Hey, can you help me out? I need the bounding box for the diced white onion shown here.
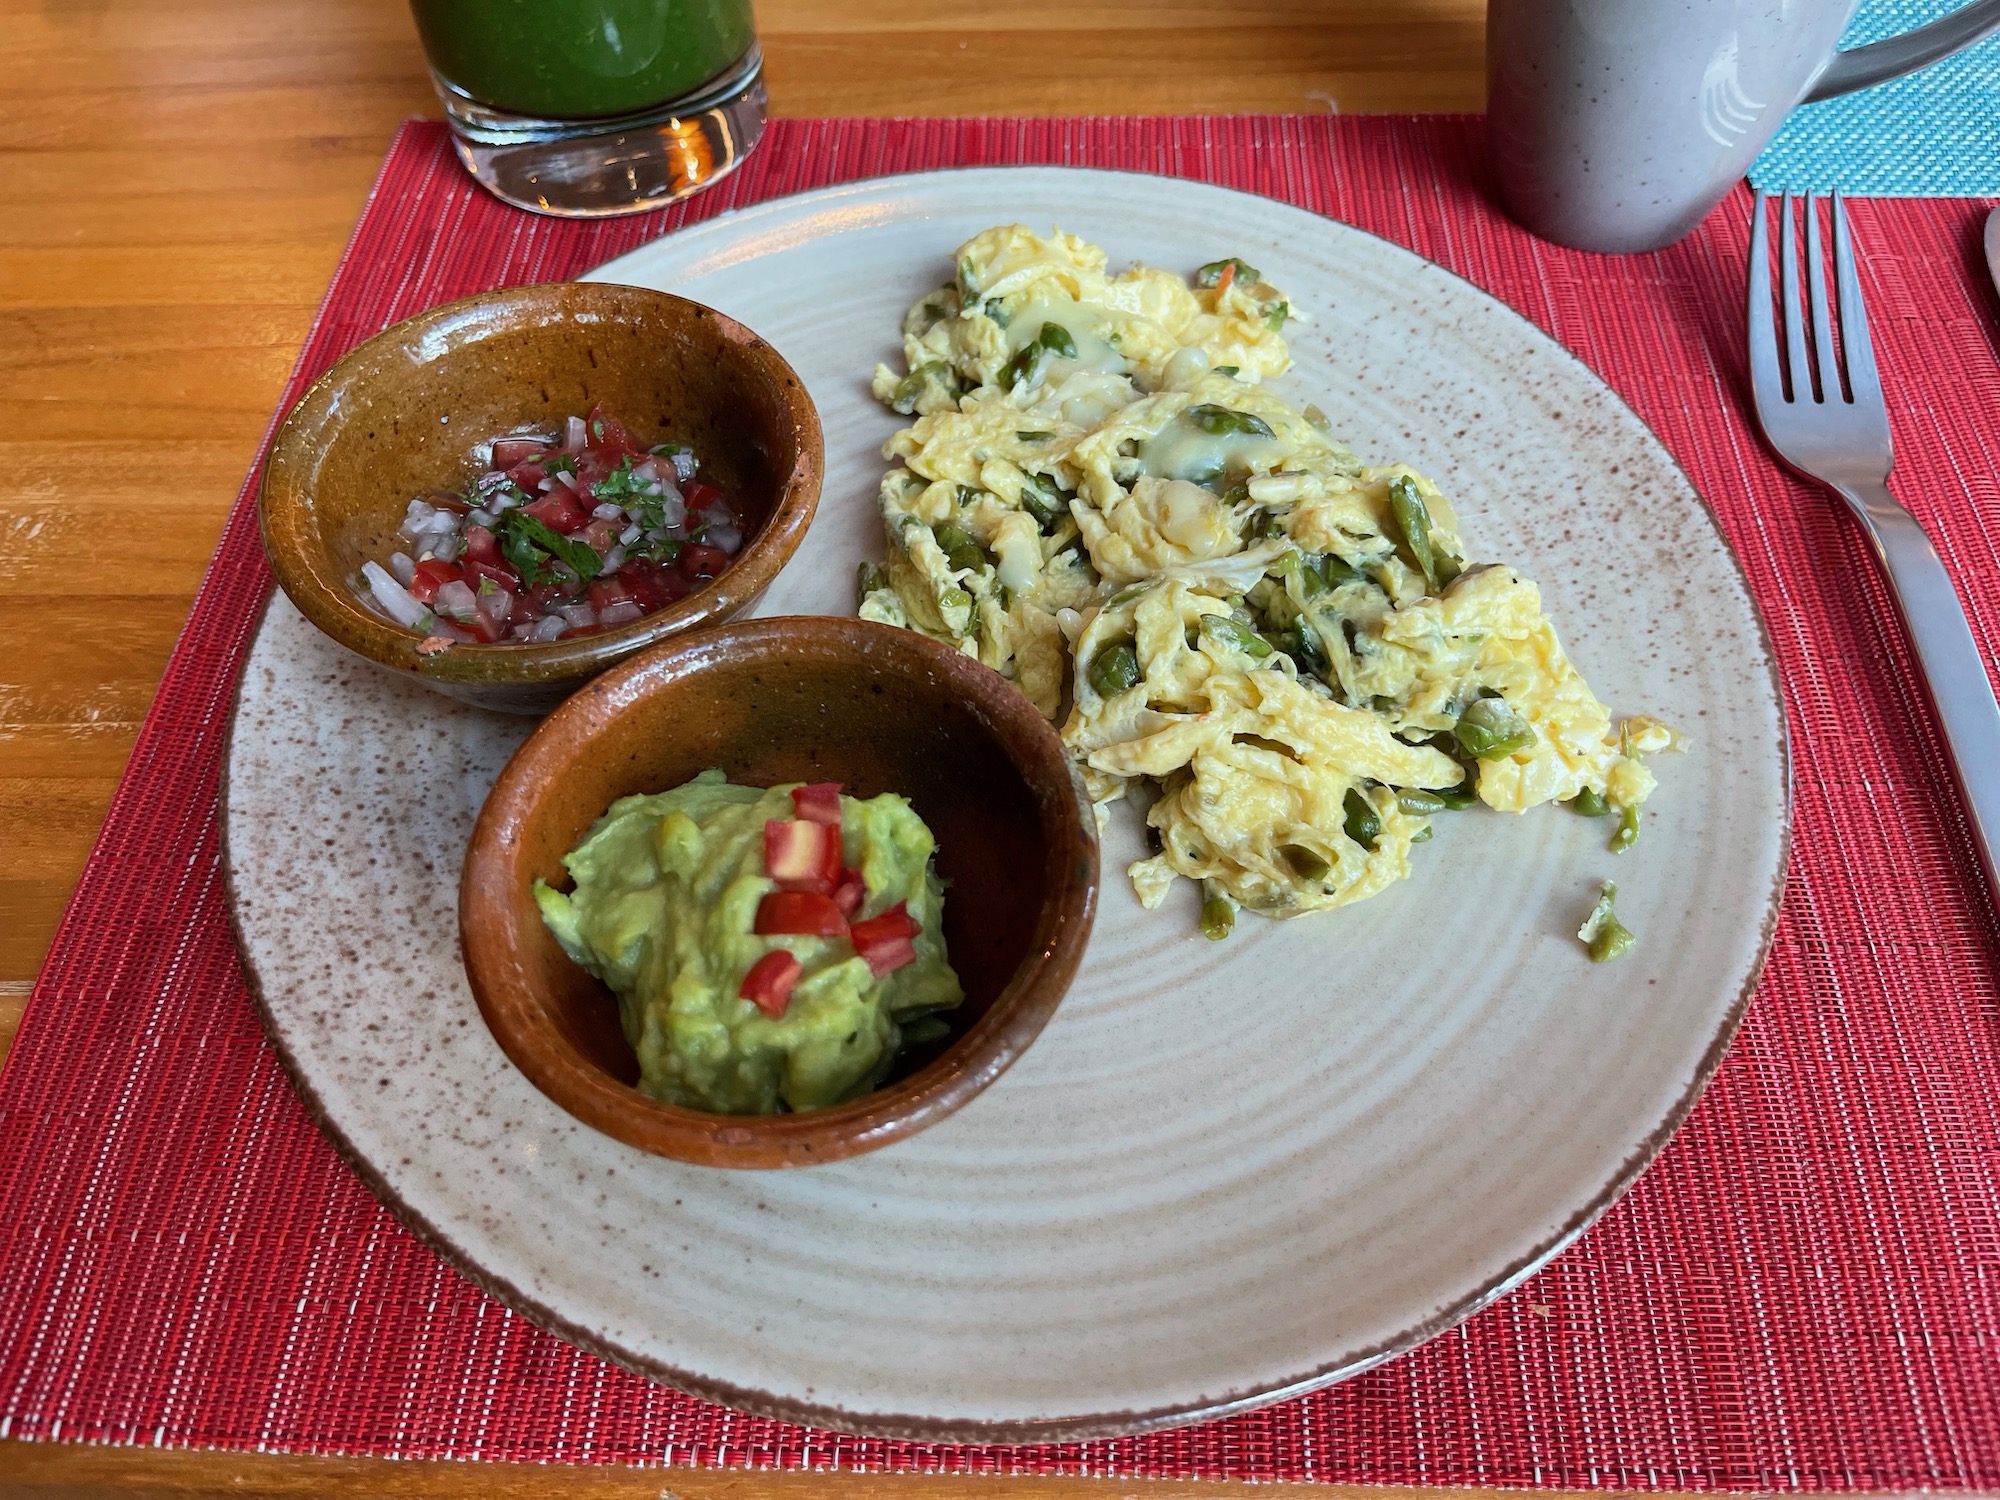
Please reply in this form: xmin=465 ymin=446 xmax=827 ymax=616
xmin=670 ymin=450 xmax=697 ymax=483
xmin=618 ymin=524 xmax=643 ymax=546
xmin=592 ymin=502 xmax=624 ymax=520
xmin=361 ymin=561 xmax=432 ymax=629
xmin=600 ymin=545 xmax=626 ymax=573
xmin=554 ymin=468 xmax=580 ymax=491
xmin=467 ymin=509 xmax=496 ymax=529
xmin=436 ymin=580 xmax=478 ymax=620
xmin=388 ymin=552 xmax=417 ymax=586
xmin=528 ymin=616 xmax=567 ymax=643
xmin=633 ymin=459 xmax=661 ymax=485
xmin=597 ymin=601 xmax=644 ymax=628
xmin=480 ymin=587 xmax=515 ymax=622
xmin=557 ymin=603 xmax=596 ymax=629
xmin=564 ymin=416 xmax=587 ymax=448
xmin=705 ymin=524 xmax=743 ymax=555
xmin=489 ymin=493 xmax=518 ymax=511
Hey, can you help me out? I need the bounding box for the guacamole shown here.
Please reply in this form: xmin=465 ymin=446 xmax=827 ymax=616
xmin=534 ymin=769 xmax=964 ymax=1115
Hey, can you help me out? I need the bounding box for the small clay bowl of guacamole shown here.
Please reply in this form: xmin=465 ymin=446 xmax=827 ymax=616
xmin=460 ymin=616 xmax=1100 ymax=1168
xmin=259 ymin=281 xmax=823 ymax=715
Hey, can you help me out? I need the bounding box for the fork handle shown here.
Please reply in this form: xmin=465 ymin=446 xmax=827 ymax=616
xmin=1836 ymin=480 xmax=2000 ymax=903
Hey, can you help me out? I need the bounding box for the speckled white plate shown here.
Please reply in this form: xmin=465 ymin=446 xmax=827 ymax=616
xmin=225 ymin=168 xmax=1788 ymax=1441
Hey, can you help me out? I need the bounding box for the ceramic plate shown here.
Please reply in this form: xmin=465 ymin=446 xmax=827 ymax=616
xmin=225 ymin=168 xmax=1788 ymax=1441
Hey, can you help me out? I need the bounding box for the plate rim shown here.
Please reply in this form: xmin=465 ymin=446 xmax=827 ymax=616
xmin=226 ymin=163 xmax=1793 ymax=1442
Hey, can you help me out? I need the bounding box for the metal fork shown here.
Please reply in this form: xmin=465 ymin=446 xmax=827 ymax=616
xmin=1749 ymin=192 xmax=2000 ymax=903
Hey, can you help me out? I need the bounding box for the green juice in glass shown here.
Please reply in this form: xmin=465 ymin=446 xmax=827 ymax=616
xmin=412 ymin=0 xmax=758 ymax=120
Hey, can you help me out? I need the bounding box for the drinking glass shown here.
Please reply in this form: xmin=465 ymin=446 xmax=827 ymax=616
xmin=410 ymin=0 xmax=767 ymax=218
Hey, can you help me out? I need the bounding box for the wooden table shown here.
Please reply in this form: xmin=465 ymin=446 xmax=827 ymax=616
xmin=0 ymin=0 xmax=1483 ymax=1490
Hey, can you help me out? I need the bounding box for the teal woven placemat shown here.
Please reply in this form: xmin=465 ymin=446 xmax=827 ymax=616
xmin=1750 ymin=0 xmax=2000 ymax=194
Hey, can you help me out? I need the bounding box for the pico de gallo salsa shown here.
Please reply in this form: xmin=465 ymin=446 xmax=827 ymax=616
xmin=356 ymin=404 xmax=748 ymax=646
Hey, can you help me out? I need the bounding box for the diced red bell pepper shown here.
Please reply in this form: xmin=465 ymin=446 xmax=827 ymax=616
xmin=524 ymin=490 xmax=590 ymax=535
xmin=679 ymin=543 xmax=731 ymax=582
xmin=491 ymin=437 xmax=549 ymax=470
xmin=753 ymin=890 xmax=848 ymax=938
xmin=831 ymin=867 xmax=866 ymax=920
xmin=462 ymin=557 xmax=522 ymax=594
xmin=682 ymin=477 xmax=727 ymax=513
xmin=463 ymin=524 xmax=500 ymax=564
xmin=739 ymin=950 xmax=802 ymax=1018
xmin=587 ymin=576 xmax=636 ymax=612
xmin=763 ymin=819 xmax=840 ymax=894
xmin=850 ymin=902 xmax=920 ymax=978
xmin=1213 ymin=261 xmax=1237 ymax=298
xmin=407 ymin=558 xmax=463 ymax=606
xmin=791 ymin=782 xmax=843 ymax=825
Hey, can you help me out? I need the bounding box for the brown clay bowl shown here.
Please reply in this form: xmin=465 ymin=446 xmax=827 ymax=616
xmin=258 ymin=282 xmax=823 ymax=715
xmin=459 ymin=616 xmax=1100 ymax=1168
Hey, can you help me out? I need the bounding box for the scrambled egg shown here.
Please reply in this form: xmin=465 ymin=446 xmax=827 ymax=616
xmin=860 ymin=225 xmax=1673 ymax=938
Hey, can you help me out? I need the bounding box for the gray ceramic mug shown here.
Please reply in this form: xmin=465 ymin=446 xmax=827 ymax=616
xmin=1490 ymin=0 xmax=2000 ymax=253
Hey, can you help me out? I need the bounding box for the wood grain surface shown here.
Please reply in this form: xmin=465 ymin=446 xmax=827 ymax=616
xmin=0 ymin=0 xmax=1482 ymax=1490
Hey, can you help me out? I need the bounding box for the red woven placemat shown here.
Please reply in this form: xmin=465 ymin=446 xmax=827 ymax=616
xmin=4 ymin=115 xmax=2000 ymax=1488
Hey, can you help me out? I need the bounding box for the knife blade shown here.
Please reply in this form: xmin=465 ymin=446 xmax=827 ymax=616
xmin=1986 ymin=206 xmax=2000 ymax=300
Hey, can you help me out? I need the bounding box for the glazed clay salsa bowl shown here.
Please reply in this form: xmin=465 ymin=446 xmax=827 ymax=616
xmin=258 ymin=282 xmax=823 ymax=714
xmin=460 ymin=617 xmax=1101 ymax=1169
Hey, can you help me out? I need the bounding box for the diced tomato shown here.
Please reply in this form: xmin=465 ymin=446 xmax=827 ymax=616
xmin=491 ymin=437 xmax=549 ymax=469
xmin=857 ymin=935 xmax=915 ymax=978
xmin=682 ymin=478 xmax=727 ymax=513
xmin=679 ymin=543 xmax=730 ymax=582
xmin=407 ymin=558 xmax=462 ymax=606
xmin=574 ymin=447 xmax=619 ymax=495
xmin=462 ymin=557 xmax=522 ymax=594
xmin=524 ymin=581 xmax=569 ymax=613
xmin=850 ymin=902 xmax=920 ymax=978
xmin=739 ymin=950 xmax=802 ymax=1018
xmin=507 ymin=459 xmax=547 ymax=490
xmin=463 ymin=525 xmax=500 ymax=564
xmin=580 ymin=518 xmax=621 ymax=554
xmin=524 ymin=490 xmax=589 ymax=535
xmin=507 ymin=594 xmax=536 ymax=626
xmin=763 ymin=819 xmax=840 ymax=894
xmin=621 ymin=560 xmax=686 ymax=611
xmin=587 ymin=576 xmax=636 ymax=612
xmin=792 ymin=782 xmax=843 ymax=825
xmin=850 ymin=902 xmax=919 ymax=943
xmin=831 ymin=867 xmax=866 ymax=920
xmin=455 ymin=607 xmax=507 ymax=644
xmin=753 ymin=890 xmax=848 ymax=938
xmin=583 ymin=402 xmax=643 ymax=458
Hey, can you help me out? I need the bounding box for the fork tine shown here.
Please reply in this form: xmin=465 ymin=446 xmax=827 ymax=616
xmin=1747 ymin=192 xmax=1783 ymax=406
xmin=1832 ymin=193 xmax=1883 ymax=406
xmin=1804 ymin=194 xmax=1838 ymax=403
xmin=1780 ymin=194 xmax=1811 ymax=403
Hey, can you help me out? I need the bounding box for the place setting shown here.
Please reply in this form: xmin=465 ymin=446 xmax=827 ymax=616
xmin=4 ymin=0 xmax=2000 ymax=1491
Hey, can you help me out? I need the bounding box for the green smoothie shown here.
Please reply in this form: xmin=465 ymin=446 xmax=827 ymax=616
xmin=411 ymin=0 xmax=757 ymax=121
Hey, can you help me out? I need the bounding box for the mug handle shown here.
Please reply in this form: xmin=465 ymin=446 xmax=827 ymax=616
xmin=1803 ymin=0 xmax=2000 ymax=100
